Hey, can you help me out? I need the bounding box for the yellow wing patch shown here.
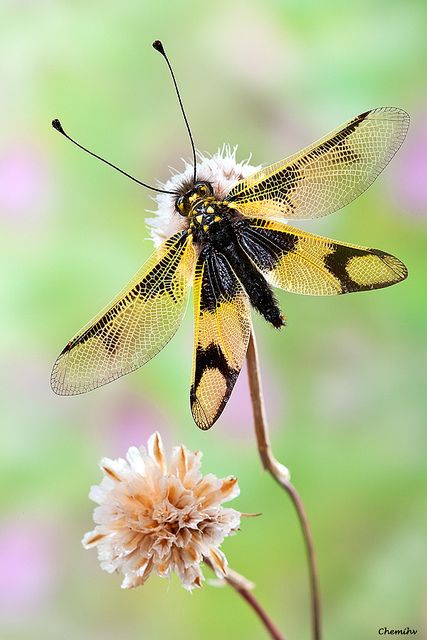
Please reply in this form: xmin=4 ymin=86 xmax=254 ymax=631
xmin=191 ymin=248 xmax=251 ymax=430
xmin=345 ymin=254 xmax=404 ymax=286
xmin=237 ymin=218 xmax=407 ymax=296
xmin=227 ymin=108 xmax=409 ymax=220
xmin=51 ymin=231 xmax=196 ymax=395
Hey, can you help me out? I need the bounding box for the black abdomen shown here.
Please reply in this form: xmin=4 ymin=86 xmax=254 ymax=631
xmin=209 ymin=219 xmax=284 ymax=328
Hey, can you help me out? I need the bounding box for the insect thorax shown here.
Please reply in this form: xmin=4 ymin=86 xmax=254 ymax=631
xmin=189 ymin=199 xmax=229 ymax=231
xmin=175 ymin=181 xmax=235 ymax=243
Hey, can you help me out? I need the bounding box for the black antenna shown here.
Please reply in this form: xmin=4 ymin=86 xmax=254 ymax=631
xmin=51 ymin=119 xmax=177 ymax=195
xmin=153 ymin=40 xmax=197 ymax=184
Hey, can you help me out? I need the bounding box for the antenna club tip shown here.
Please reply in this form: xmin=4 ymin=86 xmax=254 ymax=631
xmin=152 ymin=40 xmax=165 ymax=55
xmin=52 ymin=118 xmax=65 ymax=134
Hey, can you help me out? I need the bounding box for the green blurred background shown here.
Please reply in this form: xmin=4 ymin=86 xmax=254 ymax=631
xmin=1 ymin=1 xmax=426 ymax=638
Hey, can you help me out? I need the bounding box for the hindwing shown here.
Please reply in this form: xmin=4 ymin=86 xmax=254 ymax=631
xmin=191 ymin=246 xmax=251 ymax=430
xmin=236 ymin=218 xmax=408 ymax=295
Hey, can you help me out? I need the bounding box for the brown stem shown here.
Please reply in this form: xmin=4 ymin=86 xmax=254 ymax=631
xmin=246 ymin=332 xmax=322 ymax=640
xmin=204 ymin=558 xmax=285 ymax=640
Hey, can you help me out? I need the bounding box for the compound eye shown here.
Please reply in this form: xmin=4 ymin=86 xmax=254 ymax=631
xmin=175 ymin=195 xmax=187 ymax=216
xmin=195 ymin=181 xmax=213 ymax=196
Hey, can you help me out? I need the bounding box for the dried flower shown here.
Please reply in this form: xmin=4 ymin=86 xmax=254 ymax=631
xmin=82 ymin=432 xmax=241 ymax=591
xmin=147 ymin=145 xmax=260 ymax=246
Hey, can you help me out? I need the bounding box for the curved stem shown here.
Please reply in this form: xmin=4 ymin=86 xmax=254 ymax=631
xmin=204 ymin=559 xmax=285 ymax=640
xmin=246 ymin=331 xmax=322 ymax=640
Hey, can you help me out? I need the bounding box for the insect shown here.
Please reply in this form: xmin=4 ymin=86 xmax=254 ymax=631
xmin=51 ymin=40 xmax=409 ymax=430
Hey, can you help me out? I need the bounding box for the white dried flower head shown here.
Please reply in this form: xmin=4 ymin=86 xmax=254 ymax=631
xmin=146 ymin=145 xmax=260 ymax=246
xmin=82 ymin=432 xmax=241 ymax=591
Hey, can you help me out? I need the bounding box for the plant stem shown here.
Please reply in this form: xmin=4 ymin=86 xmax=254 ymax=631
xmin=204 ymin=559 xmax=285 ymax=640
xmin=246 ymin=332 xmax=322 ymax=640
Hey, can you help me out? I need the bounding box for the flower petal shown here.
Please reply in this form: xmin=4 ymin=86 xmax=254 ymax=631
xmin=147 ymin=432 xmax=167 ymax=473
xmin=126 ymin=446 xmax=146 ymax=476
xmin=99 ymin=457 xmax=128 ymax=482
xmin=220 ymin=476 xmax=240 ymax=501
xmin=206 ymin=547 xmax=228 ymax=578
xmin=81 ymin=529 xmax=108 ymax=548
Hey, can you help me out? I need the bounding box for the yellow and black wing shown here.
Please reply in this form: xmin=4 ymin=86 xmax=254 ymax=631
xmin=191 ymin=246 xmax=251 ymax=430
xmin=51 ymin=231 xmax=196 ymax=395
xmin=227 ymin=108 xmax=409 ymax=220
xmin=237 ymin=218 xmax=407 ymax=295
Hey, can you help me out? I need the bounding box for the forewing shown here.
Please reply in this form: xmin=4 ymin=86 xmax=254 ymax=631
xmin=227 ymin=108 xmax=409 ymax=220
xmin=51 ymin=231 xmax=196 ymax=395
xmin=191 ymin=247 xmax=251 ymax=430
xmin=237 ymin=218 xmax=407 ymax=295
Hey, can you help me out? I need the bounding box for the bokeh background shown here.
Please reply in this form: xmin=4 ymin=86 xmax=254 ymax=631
xmin=1 ymin=1 xmax=426 ymax=638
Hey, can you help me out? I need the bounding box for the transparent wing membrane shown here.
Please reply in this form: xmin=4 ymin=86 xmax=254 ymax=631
xmin=51 ymin=232 xmax=196 ymax=395
xmin=190 ymin=247 xmax=251 ymax=430
xmin=227 ymin=108 xmax=409 ymax=220
xmin=237 ymin=218 xmax=407 ymax=296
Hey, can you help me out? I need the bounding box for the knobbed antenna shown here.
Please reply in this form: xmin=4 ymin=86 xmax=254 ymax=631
xmin=51 ymin=118 xmax=177 ymax=195
xmin=153 ymin=40 xmax=197 ymax=184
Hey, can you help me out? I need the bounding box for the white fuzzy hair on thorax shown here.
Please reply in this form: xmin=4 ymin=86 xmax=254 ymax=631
xmin=146 ymin=145 xmax=260 ymax=247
